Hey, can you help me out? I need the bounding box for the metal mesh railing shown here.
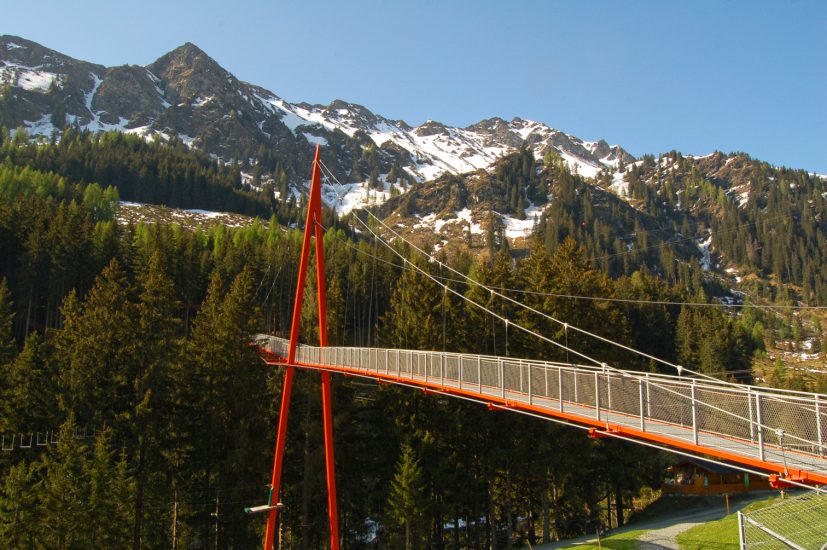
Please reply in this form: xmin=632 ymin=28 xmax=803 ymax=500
xmin=255 ymin=335 xmax=827 ymax=482
xmin=739 ymin=491 xmax=827 ymax=549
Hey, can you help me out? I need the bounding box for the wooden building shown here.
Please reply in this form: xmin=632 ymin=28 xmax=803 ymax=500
xmin=662 ymin=458 xmax=772 ymax=495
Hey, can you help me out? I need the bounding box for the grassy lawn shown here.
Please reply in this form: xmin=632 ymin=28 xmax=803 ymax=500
xmin=559 ymin=529 xmax=649 ymax=549
xmin=676 ymin=496 xmax=779 ymax=550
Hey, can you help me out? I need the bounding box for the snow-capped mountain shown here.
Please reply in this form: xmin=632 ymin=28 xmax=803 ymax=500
xmin=4 ymin=35 xmax=827 ymax=306
xmin=0 ymin=35 xmax=632 ymax=218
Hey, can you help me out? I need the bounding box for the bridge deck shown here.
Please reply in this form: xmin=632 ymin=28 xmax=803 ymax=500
xmin=255 ymin=335 xmax=827 ymax=485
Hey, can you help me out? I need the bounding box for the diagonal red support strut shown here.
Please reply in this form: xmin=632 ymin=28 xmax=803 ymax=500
xmin=264 ymin=145 xmax=339 ymax=550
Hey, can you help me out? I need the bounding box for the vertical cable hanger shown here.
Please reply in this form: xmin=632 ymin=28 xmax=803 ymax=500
xmin=441 ymin=263 xmax=447 ymax=352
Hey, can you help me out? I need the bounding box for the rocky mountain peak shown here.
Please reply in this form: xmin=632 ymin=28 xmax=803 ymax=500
xmin=1 ymin=35 xmax=100 ymax=74
xmin=322 ymin=99 xmax=381 ymax=130
xmin=147 ymin=42 xmax=233 ymax=102
xmin=467 ymin=117 xmax=523 ymax=148
xmin=414 ymin=119 xmax=449 ymax=137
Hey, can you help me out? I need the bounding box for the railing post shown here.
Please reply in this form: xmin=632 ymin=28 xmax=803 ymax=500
xmin=607 ymin=371 xmax=612 ymax=411
xmin=519 ymin=360 xmax=524 ymax=394
xmin=645 ymin=374 xmax=651 ymax=417
xmin=499 ymin=359 xmax=505 ymax=399
xmin=816 ymin=395 xmax=823 ymax=456
xmin=440 ymin=353 xmax=444 ymax=389
xmin=639 ymin=379 xmax=645 ymax=431
xmin=755 ymin=393 xmax=765 ymax=461
xmin=425 ymin=352 xmax=429 ymax=385
xmin=478 ymin=357 xmax=482 ymax=395
xmin=691 ymin=381 xmax=698 ymax=446
xmin=737 ymin=511 xmax=746 ymax=550
xmin=558 ymin=367 xmax=564 ymax=412
xmin=574 ymin=371 xmax=578 ymax=404
xmin=459 ymin=357 xmax=464 ymax=391
xmin=594 ymin=372 xmax=600 ymax=421
xmin=528 ymin=363 xmax=532 ymax=405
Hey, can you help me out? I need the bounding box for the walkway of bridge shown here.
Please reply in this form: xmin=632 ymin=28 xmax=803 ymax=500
xmin=256 ymin=334 xmax=827 ymax=486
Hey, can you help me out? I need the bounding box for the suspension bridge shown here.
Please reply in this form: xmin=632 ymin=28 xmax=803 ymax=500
xmin=252 ymin=145 xmax=827 ymax=550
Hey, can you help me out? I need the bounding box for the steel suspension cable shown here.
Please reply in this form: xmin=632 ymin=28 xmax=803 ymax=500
xmin=316 ymin=160 xmax=817 ymax=399
xmin=315 ymin=160 xmax=707 ymax=377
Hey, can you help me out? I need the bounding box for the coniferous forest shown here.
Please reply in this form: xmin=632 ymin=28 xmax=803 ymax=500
xmin=0 ymin=128 xmax=805 ymax=548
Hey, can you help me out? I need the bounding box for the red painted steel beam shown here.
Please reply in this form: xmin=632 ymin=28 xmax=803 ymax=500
xmin=321 ymin=371 xmax=339 ymax=547
xmin=263 ymin=366 xmax=294 ymax=550
xmin=263 ymin=145 xmax=340 ymax=550
xmin=286 ymin=145 xmax=322 ymax=365
xmin=309 ymin=145 xmax=340 ymax=549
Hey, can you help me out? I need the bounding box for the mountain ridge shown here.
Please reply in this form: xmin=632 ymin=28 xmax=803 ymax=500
xmin=4 ymin=34 xmax=827 ymax=313
xmin=0 ymin=35 xmax=632 ymax=211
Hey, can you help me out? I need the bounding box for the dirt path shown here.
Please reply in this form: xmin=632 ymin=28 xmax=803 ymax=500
xmin=636 ymin=506 xmax=740 ymax=549
xmin=532 ymin=492 xmax=774 ymax=549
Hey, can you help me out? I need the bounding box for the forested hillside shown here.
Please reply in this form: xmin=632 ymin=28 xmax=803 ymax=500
xmin=0 ymin=135 xmax=773 ymax=547
xmin=0 ymin=126 xmax=278 ymax=220
xmin=615 ymin=152 xmax=827 ymax=304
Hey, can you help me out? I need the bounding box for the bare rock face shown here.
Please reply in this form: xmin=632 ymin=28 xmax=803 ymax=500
xmin=148 ymin=43 xmax=235 ymax=104
xmin=466 ymin=117 xmax=523 ymax=148
xmin=414 ymin=120 xmax=450 ymax=137
xmin=93 ymin=66 xmax=167 ymax=126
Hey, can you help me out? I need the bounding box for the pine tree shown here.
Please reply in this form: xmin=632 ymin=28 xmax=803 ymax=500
xmin=0 ymin=461 xmax=41 ymax=547
xmin=40 ymin=417 xmax=93 ymax=549
xmin=55 ymin=259 xmax=139 ymax=435
xmin=0 ymin=332 xmax=58 ymax=433
xmin=0 ymin=278 xmax=15 ymax=365
xmin=181 ymin=268 xmax=266 ymax=546
xmin=88 ymin=430 xmax=135 ymax=547
xmin=387 ymin=443 xmax=427 ymax=550
xmin=133 ymin=251 xmax=183 ymax=548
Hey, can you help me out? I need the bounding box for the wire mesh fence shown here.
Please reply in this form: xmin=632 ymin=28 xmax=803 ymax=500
xmin=256 ymin=335 xmax=827 ymax=483
xmin=739 ymin=491 xmax=827 ymax=549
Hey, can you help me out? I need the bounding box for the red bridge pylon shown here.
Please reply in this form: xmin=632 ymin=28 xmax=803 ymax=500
xmin=263 ymin=144 xmax=339 ymax=550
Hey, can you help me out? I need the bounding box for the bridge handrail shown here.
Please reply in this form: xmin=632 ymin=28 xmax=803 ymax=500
xmin=255 ymin=334 xmax=827 ymax=479
xmin=255 ymin=334 xmax=823 ymax=400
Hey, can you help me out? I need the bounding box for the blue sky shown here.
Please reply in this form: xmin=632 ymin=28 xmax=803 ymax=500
xmin=4 ymin=0 xmax=826 ymax=172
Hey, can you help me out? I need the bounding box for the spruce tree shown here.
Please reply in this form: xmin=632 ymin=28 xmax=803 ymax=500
xmin=1 ymin=332 xmax=58 ymax=433
xmin=88 ymin=429 xmax=134 ymax=547
xmin=387 ymin=443 xmax=427 ymax=550
xmin=0 ymin=278 xmax=15 ymax=365
xmin=55 ymin=259 xmax=139 ymax=435
xmin=0 ymin=461 xmax=41 ymax=547
xmin=133 ymin=252 xmax=183 ymax=549
xmin=40 ymin=417 xmax=93 ymax=549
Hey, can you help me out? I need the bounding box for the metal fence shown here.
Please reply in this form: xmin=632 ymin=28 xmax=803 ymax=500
xmin=739 ymin=491 xmax=827 ymax=549
xmin=255 ymin=335 xmax=827 ymax=482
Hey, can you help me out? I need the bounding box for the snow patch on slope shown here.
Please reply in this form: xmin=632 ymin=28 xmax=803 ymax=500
xmin=0 ymin=62 xmax=61 ymax=92
xmin=697 ymin=232 xmax=713 ymax=271
xmin=610 ymin=169 xmax=629 ymax=197
xmin=320 ymin=175 xmax=401 ymax=215
xmin=502 ymin=202 xmax=544 ymax=239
